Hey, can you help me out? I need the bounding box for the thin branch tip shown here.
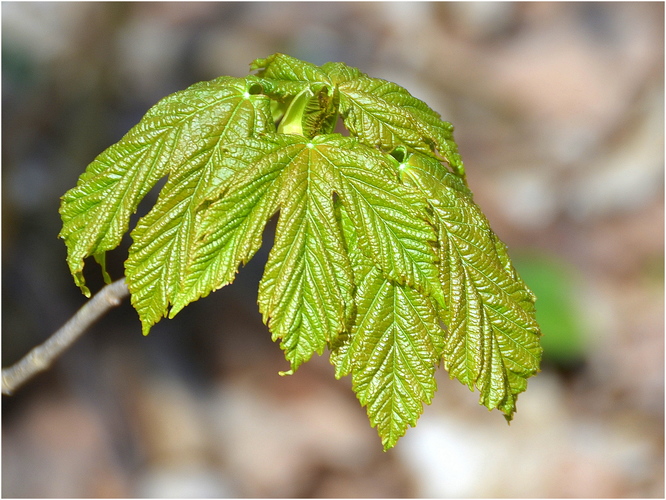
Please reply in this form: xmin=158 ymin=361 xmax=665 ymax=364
xmin=1 ymin=278 xmax=129 ymax=395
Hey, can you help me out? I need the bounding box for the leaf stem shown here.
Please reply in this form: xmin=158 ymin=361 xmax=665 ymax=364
xmin=2 ymin=278 xmax=129 ymax=395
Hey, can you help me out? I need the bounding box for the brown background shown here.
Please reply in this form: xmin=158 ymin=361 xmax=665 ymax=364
xmin=2 ymin=2 xmax=663 ymax=497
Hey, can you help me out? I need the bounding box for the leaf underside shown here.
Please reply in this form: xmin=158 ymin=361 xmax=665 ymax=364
xmin=59 ymin=53 xmax=542 ymax=450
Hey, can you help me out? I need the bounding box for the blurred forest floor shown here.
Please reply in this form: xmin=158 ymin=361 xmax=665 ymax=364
xmin=2 ymin=2 xmax=664 ymax=497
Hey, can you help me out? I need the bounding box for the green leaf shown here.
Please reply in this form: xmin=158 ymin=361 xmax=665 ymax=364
xmin=399 ymin=152 xmax=542 ymax=419
xmin=320 ymin=61 xmax=364 ymax=85
xmin=253 ymin=54 xmax=465 ymax=176
xmin=168 ymin=137 xmax=284 ymax=318
xmin=334 ymin=260 xmax=444 ymax=451
xmin=252 ymin=54 xmax=465 ymax=176
xmin=59 ymin=76 xmax=271 ymax=296
xmin=329 ymin=140 xmax=440 ymax=297
xmin=258 ymin=143 xmax=356 ymax=370
xmin=251 ymin=53 xmax=330 ymax=97
xmin=60 ymin=53 xmax=542 ymax=449
xmin=124 ymin=82 xmax=273 ymax=335
xmin=177 ymin=134 xmax=439 ymax=370
xmin=251 ymin=53 xmax=329 ymax=84
xmin=336 ymin=76 xmax=465 ymax=177
xmin=331 ymin=202 xmax=445 ymax=450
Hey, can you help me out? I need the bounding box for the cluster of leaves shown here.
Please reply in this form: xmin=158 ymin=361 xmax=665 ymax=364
xmin=59 ymin=53 xmax=541 ymax=450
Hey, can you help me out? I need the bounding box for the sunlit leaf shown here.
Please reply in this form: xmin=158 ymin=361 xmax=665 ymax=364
xmin=60 ymin=53 xmax=541 ymax=449
xmin=399 ymin=151 xmax=542 ymax=419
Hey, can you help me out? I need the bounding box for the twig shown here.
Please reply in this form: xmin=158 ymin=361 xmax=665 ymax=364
xmin=2 ymin=278 xmax=130 ymax=395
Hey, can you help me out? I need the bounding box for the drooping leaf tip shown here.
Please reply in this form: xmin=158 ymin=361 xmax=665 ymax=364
xmin=73 ymin=272 xmax=91 ymax=298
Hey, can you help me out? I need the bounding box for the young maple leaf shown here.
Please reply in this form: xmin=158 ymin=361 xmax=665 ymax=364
xmin=59 ymin=53 xmax=541 ymax=450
